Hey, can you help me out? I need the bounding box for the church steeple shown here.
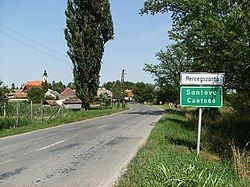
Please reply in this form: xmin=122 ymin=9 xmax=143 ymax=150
xmin=42 ymin=70 xmax=48 ymax=83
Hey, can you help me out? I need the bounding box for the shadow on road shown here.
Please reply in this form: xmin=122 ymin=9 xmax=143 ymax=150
xmin=126 ymin=110 xmax=165 ymax=116
xmin=165 ymin=109 xmax=186 ymax=116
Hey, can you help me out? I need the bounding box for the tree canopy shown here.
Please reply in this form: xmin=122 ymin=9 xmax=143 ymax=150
xmin=52 ymin=81 xmax=66 ymax=93
xmin=27 ymin=87 xmax=45 ymax=103
xmin=141 ymin=0 xmax=250 ymax=113
xmin=103 ymin=81 xmax=156 ymax=103
xmin=144 ymin=45 xmax=192 ymax=103
xmin=103 ymin=81 xmax=135 ymax=100
xmin=133 ymin=82 xmax=156 ymax=103
xmin=141 ymin=0 xmax=250 ymax=93
xmin=64 ymin=0 xmax=114 ymax=110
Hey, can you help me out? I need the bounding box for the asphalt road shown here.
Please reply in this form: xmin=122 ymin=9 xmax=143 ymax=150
xmin=0 ymin=104 xmax=163 ymax=187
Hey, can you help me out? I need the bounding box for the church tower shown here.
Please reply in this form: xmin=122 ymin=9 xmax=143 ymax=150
xmin=42 ymin=70 xmax=48 ymax=83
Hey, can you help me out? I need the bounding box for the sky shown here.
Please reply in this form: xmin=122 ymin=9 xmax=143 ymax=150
xmin=0 ymin=0 xmax=172 ymax=88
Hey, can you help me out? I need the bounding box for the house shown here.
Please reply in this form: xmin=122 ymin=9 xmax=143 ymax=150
xmin=59 ymin=87 xmax=77 ymax=100
xmin=7 ymin=92 xmax=28 ymax=102
xmin=63 ymin=98 xmax=82 ymax=109
xmin=42 ymin=100 xmax=59 ymax=107
xmin=124 ymin=89 xmax=134 ymax=101
xmin=45 ymin=89 xmax=60 ymax=99
xmin=21 ymin=70 xmax=48 ymax=93
xmin=21 ymin=81 xmax=43 ymax=93
xmin=97 ymin=87 xmax=113 ymax=97
xmin=92 ymin=87 xmax=113 ymax=106
xmin=58 ymin=88 xmax=82 ymax=109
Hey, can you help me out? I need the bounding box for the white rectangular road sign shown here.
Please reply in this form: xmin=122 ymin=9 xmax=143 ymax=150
xmin=180 ymin=72 xmax=224 ymax=85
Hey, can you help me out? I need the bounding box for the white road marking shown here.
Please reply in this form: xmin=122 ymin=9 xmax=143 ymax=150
xmin=96 ymin=124 xmax=107 ymax=129
xmin=36 ymin=140 xmax=66 ymax=151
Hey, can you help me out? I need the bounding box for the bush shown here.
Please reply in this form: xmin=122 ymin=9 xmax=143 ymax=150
xmin=0 ymin=117 xmax=15 ymax=129
xmin=100 ymin=95 xmax=111 ymax=106
xmin=44 ymin=95 xmax=55 ymax=100
xmin=0 ymin=117 xmax=31 ymax=129
xmin=226 ymin=92 xmax=250 ymax=115
xmin=202 ymin=113 xmax=250 ymax=159
xmin=186 ymin=109 xmax=250 ymax=160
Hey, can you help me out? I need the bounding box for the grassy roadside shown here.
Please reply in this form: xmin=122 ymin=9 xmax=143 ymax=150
xmin=0 ymin=106 xmax=127 ymax=138
xmin=117 ymin=106 xmax=248 ymax=186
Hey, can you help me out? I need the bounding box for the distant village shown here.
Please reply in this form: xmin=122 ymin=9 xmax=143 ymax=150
xmin=6 ymin=70 xmax=134 ymax=109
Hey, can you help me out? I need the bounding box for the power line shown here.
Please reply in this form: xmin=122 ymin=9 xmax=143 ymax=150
xmin=0 ymin=24 xmax=66 ymax=57
xmin=0 ymin=30 xmax=69 ymax=64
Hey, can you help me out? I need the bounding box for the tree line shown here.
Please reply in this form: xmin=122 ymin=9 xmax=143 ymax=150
xmin=141 ymin=0 xmax=249 ymax=115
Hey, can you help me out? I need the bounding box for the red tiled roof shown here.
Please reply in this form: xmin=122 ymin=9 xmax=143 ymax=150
xmin=63 ymin=98 xmax=82 ymax=104
xmin=25 ymin=81 xmax=43 ymax=86
xmin=8 ymin=93 xmax=27 ymax=99
xmin=43 ymin=100 xmax=59 ymax=106
xmin=60 ymin=88 xmax=76 ymax=99
xmin=125 ymin=89 xmax=134 ymax=97
xmin=22 ymin=81 xmax=43 ymax=92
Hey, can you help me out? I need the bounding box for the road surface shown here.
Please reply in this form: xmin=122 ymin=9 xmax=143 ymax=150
xmin=0 ymin=104 xmax=163 ymax=186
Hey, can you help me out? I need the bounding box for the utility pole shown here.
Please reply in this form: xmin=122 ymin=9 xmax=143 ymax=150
xmin=121 ymin=69 xmax=125 ymax=84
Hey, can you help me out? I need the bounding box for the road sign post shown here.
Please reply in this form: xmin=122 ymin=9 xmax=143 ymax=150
xmin=197 ymin=108 xmax=202 ymax=155
xmin=180 ymin=72 xmax=224 ymax=155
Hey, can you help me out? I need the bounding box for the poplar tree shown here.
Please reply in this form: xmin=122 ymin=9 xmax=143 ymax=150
xmin=64 ymin=0 xmax=114 ymax=110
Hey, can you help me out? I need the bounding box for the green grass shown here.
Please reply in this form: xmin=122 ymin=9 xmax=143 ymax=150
xmin=117 ymin=106 xmax=249 ymax=187
xmin=0 ymin=106 xmax=127 ymax=138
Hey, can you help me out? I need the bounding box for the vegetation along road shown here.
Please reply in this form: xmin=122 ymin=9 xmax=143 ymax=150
xmin=0 ymin=104 xmax=163 ymax=186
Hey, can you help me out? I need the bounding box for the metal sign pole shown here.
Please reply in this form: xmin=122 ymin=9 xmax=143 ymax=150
xmin=197 ymin=108 xmax=202 ymax=155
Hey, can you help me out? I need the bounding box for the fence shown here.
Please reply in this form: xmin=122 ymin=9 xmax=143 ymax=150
xmin=0 ymin=101 xmax=66 ymax=127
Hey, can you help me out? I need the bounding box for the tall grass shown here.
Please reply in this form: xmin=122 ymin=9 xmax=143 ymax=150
xmin=230 ymin=141 xmax=249 ymax=181
xmin=0 ymin=106 xmax=126 ymax=138
xmin=117 ymin=107 xmax=248 ymax=186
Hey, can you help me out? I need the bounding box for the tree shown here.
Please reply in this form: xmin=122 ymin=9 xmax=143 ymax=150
xmin=52 ymin=81 xmax=66 ymax=93
xmin=67 ymin=82 xmax=76 ymax=90
xmin=27 ymin=87 xmax=45 ymax=103
xmin=64 ymin=0 xmax=114 ymax=110
xmin=133 ymin=82 xmax=156 ymax=103
xmin=141 ymin=0 xmax=250 ymax=112
xmin=144 ymin=45 xmax=192 ymax=103
xmin=103 ymin=81 xmax=135 ymax=100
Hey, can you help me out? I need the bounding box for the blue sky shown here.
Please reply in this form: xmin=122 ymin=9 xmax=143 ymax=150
xmin=0 ymin=0 xmax=172 ymax=88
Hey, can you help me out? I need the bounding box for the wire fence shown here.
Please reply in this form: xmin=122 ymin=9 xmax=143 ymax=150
xmin=0 ymin=101 xmax=66 ymax=128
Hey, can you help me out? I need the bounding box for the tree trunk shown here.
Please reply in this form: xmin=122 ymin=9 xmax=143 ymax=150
xmin=81 ymin=102 xmax=90 ymax=110
xmin=85 ymin=103 xmax=90 ymax=110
